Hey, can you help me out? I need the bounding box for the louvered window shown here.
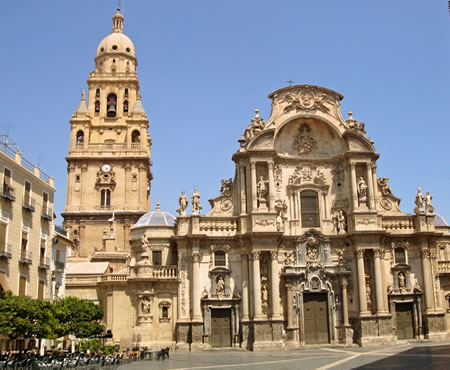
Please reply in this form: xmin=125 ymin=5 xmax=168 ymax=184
xmin=300 ymin=191 xmax=320 ymax=227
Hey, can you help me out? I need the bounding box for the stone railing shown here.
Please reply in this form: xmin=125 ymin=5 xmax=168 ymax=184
xmin=131 ymin=265 xmax=178 ymax=280
xmin=381 ymin=216 xmax=414 ymax=231
xmin=100 ymin=273 xmax=128 ymax=282
xmin=437 ymin=261 xmax=450 ymax=274
xmin=65 ymin=275 xmax=100 ymax=286
xmin=199 ymin=218 xmax=238 ymax=235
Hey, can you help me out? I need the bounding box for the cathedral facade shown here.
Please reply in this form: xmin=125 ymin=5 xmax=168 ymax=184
xmin=65 ymin=10 xmax=450 ymax=350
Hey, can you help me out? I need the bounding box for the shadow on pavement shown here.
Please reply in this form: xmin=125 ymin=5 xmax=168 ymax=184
xmin=354 ymin=345 xmax=450 ymax=369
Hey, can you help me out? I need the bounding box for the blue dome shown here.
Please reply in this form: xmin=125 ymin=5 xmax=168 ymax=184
xmin=132 ymin=201 xmax=176 ymax=229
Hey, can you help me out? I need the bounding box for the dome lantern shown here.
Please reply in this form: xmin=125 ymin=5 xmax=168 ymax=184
xmin=112 ymin=8 xmax=124 ymax=33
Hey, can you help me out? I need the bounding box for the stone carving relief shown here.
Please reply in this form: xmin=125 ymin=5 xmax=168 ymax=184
xmin=331 ymin=163 xmax=345 ymax=184
xmin=215 ymin=276 xmax=225 ymax=297
xmin=244 ymin=108 xmax=266 ymax=141
xmin=288 ymin=165 xmax=326 ymax=186
xmin=294 ymin=231 xmax=332 ymax=267
xmin=377 ymin=177 xmax=393 ymax=196
xmin=293 ymin=123 xmax=316 ymax=156
xmin=220 ymin=178 xmax=232 ymax=197
xmin=380 ymin=198 xmax=393 ymax=211
xmin=273 ymin=163 xmax=282 ymax=191
xmin=346 ymin=111 xmax=366 ymax=136
xmin=140 ymin=296 xmax=151 ymax=314
xmin=254 ymin=219 xmax=274 ymax=227
xmin=282 ymin=87 xmax=330 ymax=114
xmin=95 ymin=164 xmax=116 ymax=189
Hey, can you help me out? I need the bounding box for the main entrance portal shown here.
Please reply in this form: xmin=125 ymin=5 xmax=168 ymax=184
xmin=303 ymin=293 xmax=329 ymax=344
xmin=395 ymin=302 xmax=414 ymax=340
xmin=211 ymin=308 xmax=231 ymax=347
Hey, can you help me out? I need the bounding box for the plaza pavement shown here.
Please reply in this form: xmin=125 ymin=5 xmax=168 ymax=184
xmin=118 ymin=341 xmax=450 ymax=370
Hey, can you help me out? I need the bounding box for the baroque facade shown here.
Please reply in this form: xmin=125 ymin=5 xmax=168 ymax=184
xmin=65 ymin=10 xmax=450 ymax=350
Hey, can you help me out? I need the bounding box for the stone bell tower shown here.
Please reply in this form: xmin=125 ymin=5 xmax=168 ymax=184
xmin=63 ymin=9 xmax=152 ymax=259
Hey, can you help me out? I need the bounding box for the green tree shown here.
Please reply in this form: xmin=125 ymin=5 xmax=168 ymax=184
xmin=52 ymin=296 xmax=104 ymax=338
xmin=0 ymin=292 xmax=55 ymax=340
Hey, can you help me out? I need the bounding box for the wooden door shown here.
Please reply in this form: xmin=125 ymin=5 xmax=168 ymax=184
xmin=396 ymin=302 xmax=414 ymax=339
xmin=303 ymin=293 xmax=329 ymax=344
xmin=211 ymin=308 xmax=231 ymax=347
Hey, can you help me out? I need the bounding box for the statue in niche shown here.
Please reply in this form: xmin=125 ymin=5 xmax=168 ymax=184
xmin=398 ymin=272 xmax=406 ymax=293
xmin=261 ymin=277 xmax=269 ymax=306
xmin=177 ymin=191 xmax=188 ymax=216
xmin=414 ymin=187 xmax=425 ymax=214
xmin=333 ymin=210 xmax=347 ymax=234
xmin=202 ymin=287 xmax=209 ymax=299
xmin=140 ymin=296 xmax=151 ymax=314
xmin=276 ymin=212 xmax=285 ymax=232
xmin=425 ymin=192 xmax=434 ymax=215
xmin=257 ymin=176 xmax=268 ymax=200
xmin=191 ymin=187 xmax=202 ymax=215
xmin=306 ymin=236 xmax=319 ymax=262
xmin=216 ymin=276 xmax=225 ymax=297
xmin=357 ymin=177 xmax=368 ymax=205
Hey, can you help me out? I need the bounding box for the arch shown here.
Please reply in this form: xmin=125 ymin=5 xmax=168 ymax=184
xmin=123 ymin=100 xmax=129 ymax=113
xmin=124 ymin=88 xmax=129 ymax=98
xmin=95 ymin=100 xmax=100 ymax=113
xmin=76 ymin=130 xmax=84 ymax=144
xmin=95 ymin=88 xmax=100 ymax=97
xmin=131 ymin=130 xmax=141 ymax=143
xmin=106 ymin=93 xmax=117 ymax=117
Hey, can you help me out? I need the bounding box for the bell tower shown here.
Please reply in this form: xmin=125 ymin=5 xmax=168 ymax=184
xmin=63 ymin=9 xmax=152 ymax=259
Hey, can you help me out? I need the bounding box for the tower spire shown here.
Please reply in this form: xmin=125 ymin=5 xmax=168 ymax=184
xmin=112 ymin=7 xmax=124 ymax=33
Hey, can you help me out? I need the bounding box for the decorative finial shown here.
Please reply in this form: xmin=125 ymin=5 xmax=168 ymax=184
xmin=81 ymin=90 xmax=86 ymax=100
xmin=112 ymin=6 xmax=124 ymax=32
xmin=137 ymin=90 xmax=142 ymax=101
xmin=156 ymin=200 xmax=161 ymax=211
xmin=254 ymin=108 xmax=260 ymax=117
xmin=348 ymin=111 xmax=353 ymax=120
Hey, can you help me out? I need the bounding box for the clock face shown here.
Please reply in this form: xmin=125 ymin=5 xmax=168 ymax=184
xmin=102 ymin=164 xmax=111 ymax=173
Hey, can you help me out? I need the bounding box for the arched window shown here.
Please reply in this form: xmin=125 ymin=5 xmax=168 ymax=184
xmin=124 ymin=88 xmax=129 ymax=98
xmin=300 ymin=191 xmax=320 ymax=228
xmin=131 ymin=130 xmax=140 ymax=143
xmin=123 ymin=100 xmax=129 ymax=113
xmin=100 ymin=189 xmax=111 ymax=207
xmin=395 ymin=247 xmax=406 ymax=264
xmin=95 ymin=88 xmax=100 ymax=97
xmin=106 ymin=93 xmax=117 ymax=117
xmin=214 ymin=250 xmax=226 ymax=267
xmin=76 ymin=130 xmax=84 ymax=144
xmin=95 ymin=100 xmax=100 ymax=113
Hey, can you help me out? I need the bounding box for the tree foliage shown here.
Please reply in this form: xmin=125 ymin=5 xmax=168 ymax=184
xmin=52 ymin=296 xmax=104 ymax=338
xmin=0 ymin=293 xmax=104 ymax=340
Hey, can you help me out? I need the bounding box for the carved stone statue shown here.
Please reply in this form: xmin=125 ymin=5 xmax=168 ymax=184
xmin=357 ymin=177 xmax=368 ymax=205
xmin=216 ymin=276 xmax=225 ymax=297
xmin=261 ymin=278 xmax=269 ymax=306
xmin=191 ymin=187 xmax=202 ymax=215
xmin=377 ymin=177 xmax=392 ymax=196
xmin=365 ymin=280 xmax=372 ymax=311
xmin=276 ymin=212 xmax=285 ymax=232
xmin=414 ymin=187 xmax=425 ymax=214
xmin=202 ymin=287 xmax=208 ymax=299
xmin=177 ymin=191 xmax=188 ymax=216
xmin=140 ymin=296 xmax=151 ymax=314
xmin=398 ymin=272 xmax=406 ymax=292
xmin=220 ymin=178 xmax=232 ymax=197
xmin=425 ymin=192 xmax=434 ymax=215
xmin=333 ymin=210 xmax=347 ymax=234
xmin=257 ymin=176 xmax=268 ymax=200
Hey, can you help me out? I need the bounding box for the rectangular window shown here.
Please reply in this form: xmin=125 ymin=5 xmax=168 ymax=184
xmin=3 ymin=168 xmax=11 ymax=186
xmin=152 ymin=251 xmax=162 ymax=266
xmin=162 ymin=306 xmax=169 ymax=318
xmin=0 ymin=223 xmax=7 ymax=250
xmin=38 ymin=281 xmax=44 ymax=300
xmin=56 ymin=249 xmax=60 ymax=262
xmin=214 ymin=251 xmax=226 ymax=267
xmin=300 ymin=191 xmax=320 ymax=228
xmin=24 ymin=181 xmax=32 ymax=205
xmin=19 ymin=276 xmax=26 ymax=296
xmin=21 ymin=231 xmax=28 ymax=253
xmin=101 ymin=189 xmax=111 ymax=207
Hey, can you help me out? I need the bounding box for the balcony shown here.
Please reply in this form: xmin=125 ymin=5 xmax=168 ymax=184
xmin=38 ymin=256 xmax=50 ymax=270
xmin=22 ymin=196 xmax=35 ymax=212
xmin=54 ymin=260 xmax=65 ymax=272
xmin=0 ymin=243 xmax=12 ymax=259
xmin=1 ymin=184 xmax=15 ymax=202
xmin=19 ymin=250 xmax=32 ymax=265
xmin=41 ymin=207 xmax=53 ymax=221
xmin=130 ymin=265 xmax=178 ymax=280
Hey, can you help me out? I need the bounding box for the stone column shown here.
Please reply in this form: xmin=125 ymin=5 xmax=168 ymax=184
xmin=251 ymin=162 xmax=257 ymax=212
xmin=373 ymin=249 xmax=386 ymax=313
xmin=251 ymin=251 xmax=263 ymax=319
xmin=239 ymin=164 xmax=247 ymax=215
xmin=366 ymin=164 xmax=375 ymax=210
xmin=192 ymin=252 xmax=202 ymax=320
xmin=268 ymin=161 xmax=275 ymax=212
xmin=371 ymin=163 xmax=378 ymax=208
xmin=340 ymin=278 xmax=350 ymax=326
xmin=286 ymin=284 xmax=294 ymax=328
xmin=421 ymin=249 xmax=434 ymax=311
xmin=246 ymin=165 xmax=252 ymax=214
xmin=270 ymin=251 xmax=281 ymax=319
xmin=356 ymin=249 xmax=369 ymax=314
xmin=350 ymin=163 xmax=358 ymax=211
xmin=241 ymin=253 xmax=250 ymax=320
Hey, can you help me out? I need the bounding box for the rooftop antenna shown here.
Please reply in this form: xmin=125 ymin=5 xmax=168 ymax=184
xmin=286 ymin=79 xmax=295 ymax=86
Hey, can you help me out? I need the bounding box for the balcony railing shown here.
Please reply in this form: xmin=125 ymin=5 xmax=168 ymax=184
xmin=22 ymin=196 xmax=35 ymax=212
xmin=0 ymin=243 xmax=12 ymax=259
xmin=131 ymin=265 xmax=178 ymax=280
xmin=1 ymin=184 xmax=15 ymax=202
xmin=39 ymin=256 xmax=50 ymax=270
xmin=19 ymin=250 xmax=32 ymax=264
xmin=41 ymin=207 xmax=53 ymax=221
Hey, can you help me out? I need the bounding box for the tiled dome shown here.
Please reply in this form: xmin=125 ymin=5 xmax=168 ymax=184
xmin=132 ymin=201 xmax=176 ymax=229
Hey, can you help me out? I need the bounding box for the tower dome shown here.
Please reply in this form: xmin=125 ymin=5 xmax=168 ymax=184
xmin=96 ymin=8 xmax=136 ymax=57
xmin=131 ymin=201 xmax=176 ymax=229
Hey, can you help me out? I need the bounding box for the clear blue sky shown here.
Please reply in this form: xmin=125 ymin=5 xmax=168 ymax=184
xmin=1 ymin=0 xmax=449 ymax=223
